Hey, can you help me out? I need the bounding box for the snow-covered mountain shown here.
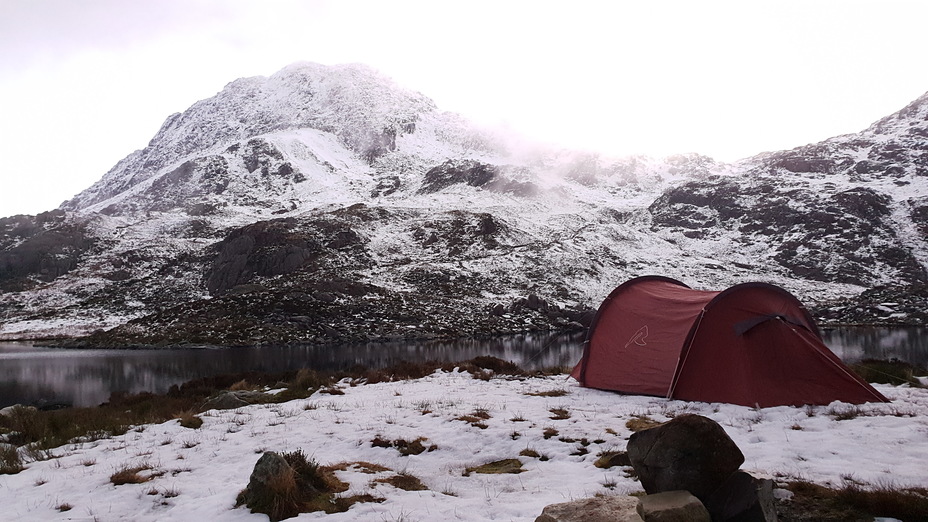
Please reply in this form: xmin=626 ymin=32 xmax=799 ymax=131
xmin=1 ymin=62 xmax=926 ymax=345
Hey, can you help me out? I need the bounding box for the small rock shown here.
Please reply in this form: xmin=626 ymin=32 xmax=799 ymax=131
xmin=200 ymin=390 xmax=269 ymax=412
xmin=0 ymin=405 xmax=36 ymax=417
xmin=237 ymin=452 xmax=303 ymax=519
xmin=535 ymin=495 xmax=643 ymax=522
xmin=627 ymin=414 xmax=744 ymax=501
xmin=636 ymin=490 xmax=710 ymax=522
xmin=526 ymin=294 xmax=548 ymax=311
xmin=227 ymin=283 xmax=267 ymax=295
xmin=312 ymin=291 xmax=337 ymax=303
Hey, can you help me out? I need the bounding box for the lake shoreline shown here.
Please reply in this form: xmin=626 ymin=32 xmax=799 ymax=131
xmin=5 ymin=321 xmax=924 ymax=351
xmin=3 ymin=327 xmax=926 ymax=409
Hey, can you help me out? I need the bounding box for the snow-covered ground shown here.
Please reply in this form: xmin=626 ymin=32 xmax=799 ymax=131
xmin=2 ymin=371 xmax=926 ymax=521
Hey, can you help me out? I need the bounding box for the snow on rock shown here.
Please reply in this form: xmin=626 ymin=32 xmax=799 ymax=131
xmin=2 ymin=62 xmax=928 ymax=342
xmin=1 ymin=373 xmax=926 ymax=521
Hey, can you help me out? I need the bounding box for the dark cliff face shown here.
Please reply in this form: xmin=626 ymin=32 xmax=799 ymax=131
xmin=204 ymin=216 xmax=368 ymax=296
xmin=0 ymin=211 xmax=95 ymax=292
xmin=418 ymin=160 xmax=540 ymax=197
xmin=648 ymin=176 xmax=927 ymax=287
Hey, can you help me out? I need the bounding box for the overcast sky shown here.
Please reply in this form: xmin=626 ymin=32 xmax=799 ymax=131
xmin=2 ymin=0 xmax=928 ymax=217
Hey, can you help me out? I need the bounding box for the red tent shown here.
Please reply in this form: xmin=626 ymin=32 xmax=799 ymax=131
xmin=570 ymin=276 xmax=888 ymax=407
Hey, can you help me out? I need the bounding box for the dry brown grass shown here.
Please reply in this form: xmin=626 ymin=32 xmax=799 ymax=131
xmin=374 ymin=472 xmax=428 ymax=491
xmin=0 ymin=444 xmax=24 ymax=475
xmin=325 ymin=461 xmax=392 ymax=474
xmin=370 ymin=436 xmax=437 ymax=456
xmin=236 ymin=450 xmax=370 ymax=521
xmin=523 ymin=389 xmax=570 ymax=397
xmin=110 ymin=463 xmax=161 ymax=485
xmin=175 ymin=410 xmax=203 ymax=429
xmin=463 ymin=459 xmax=525 ymax=476
xmin=851 ymin=359 xmax=926 ymax=388
xmin=229 ymin=379 xmax=258 ymax=391
xmin=626 ymin=415 xmax=662 ymax=432
xmin=455 ymin=408 xmax=492 ymax=429
xmin=593 ymin=451 xmax=631 ymax=469
xmin=779 ymin=480 xmax=928 ymax=522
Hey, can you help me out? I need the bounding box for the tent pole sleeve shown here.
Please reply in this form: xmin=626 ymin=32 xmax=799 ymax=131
xmin=667 ymin=308 xmax=706 ymax=399
xmin=577 ymin=339 xmax=592 ymax=383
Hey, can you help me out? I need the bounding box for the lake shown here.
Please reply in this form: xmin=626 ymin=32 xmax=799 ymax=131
xmin=1 ymin=327 xmax=926 ymax=408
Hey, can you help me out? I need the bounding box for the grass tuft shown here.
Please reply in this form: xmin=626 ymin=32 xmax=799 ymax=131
xmin=524 ymin=388 xmax=570 ymax=397
xmin=0 ymin=445 xmax=24 ymax=475
xmin=110 ymin=463 xmax=158 ymax=486
xmin=851 ymin=359 xmax=926 ymax=387
xmin=464 ymin=458 xmax=524 ymax=476
xmin=626 ymin=415 xmax=662 ymax=432
xmin=456 ymin=408 xmax=492 ymax=429
xmin=782 ymin=480 xmax=928 ymax=521
xmin=326 ymin=461 xmax=392 ymax=474
xmin=826 ymin=405 xmax=863 ymax=421
xmin=229 ymin=379 xmax=258 ymax=391
xmin=370 ymin=436 xmax=437 ymax=456
xmin=375 ymin=472 xmax=428 ymax=491
xmin=594 ymin=451 xmax=631 ymax=469
xmin=236 ymin=450 xmax=377 ymax=520
xmin=176 ymin=411 xmax=203 ymax=429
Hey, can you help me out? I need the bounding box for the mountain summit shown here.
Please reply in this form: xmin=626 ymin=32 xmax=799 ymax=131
xmin=2 ymin=62 xmax=927 ymax=343
xmin=61 ymin=63 xmax=438 ymax=212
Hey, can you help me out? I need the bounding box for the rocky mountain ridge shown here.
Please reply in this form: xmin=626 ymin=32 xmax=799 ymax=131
xmin=1 ymin=62 xmax=926 ymax=345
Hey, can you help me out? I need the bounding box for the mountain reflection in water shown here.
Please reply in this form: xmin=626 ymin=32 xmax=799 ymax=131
xmin=0 ymin=332 xmax=583 ymax=408
xmin=1 ymin=327 xmax=925 ymax=408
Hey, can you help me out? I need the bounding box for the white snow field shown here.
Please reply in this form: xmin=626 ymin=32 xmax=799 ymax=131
xmin=1 ymin=370 xmax=926 ymax=521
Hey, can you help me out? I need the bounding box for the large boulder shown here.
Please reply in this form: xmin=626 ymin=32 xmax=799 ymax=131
xmin=704 ymin=471 xmax=778 ymax=522
xmin=535 ymin=495 xmax=643 ymax=522
xmin=627 ymin=414 xmax=744 ymax=501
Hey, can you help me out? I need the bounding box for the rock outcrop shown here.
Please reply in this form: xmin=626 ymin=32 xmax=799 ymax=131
xmin=626 ymin=415 xmax=778 ymax=522
xmin=627 ymin=414 xmax=745 ymax=502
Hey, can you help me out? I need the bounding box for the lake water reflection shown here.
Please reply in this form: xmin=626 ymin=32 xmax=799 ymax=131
xmin=0 ymin=332 xmax=583 ymax=408
xmin=1 ymin=327 xmax=925 ymax=408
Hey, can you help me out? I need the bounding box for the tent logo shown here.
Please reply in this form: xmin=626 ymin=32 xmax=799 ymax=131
xmin=625 ymin=325 xmax=649 ymax=348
